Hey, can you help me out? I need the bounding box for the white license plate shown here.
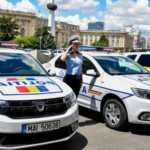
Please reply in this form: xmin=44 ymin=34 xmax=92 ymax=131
xmin=22 ymin=121 xmax=60 ymax=134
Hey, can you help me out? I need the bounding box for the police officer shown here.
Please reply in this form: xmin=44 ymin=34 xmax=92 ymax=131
xmin=61 ymin=35 xmax=83 ymax=97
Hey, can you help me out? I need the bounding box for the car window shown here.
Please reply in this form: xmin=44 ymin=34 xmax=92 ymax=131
xmin=55 ymin=57 xmax=66 ymax=69
xmin=83 ymin=57 xmax=97 ymax=74
xmin=0 ymin=53 xmax=47 ymax=76
xmin=94 ymin=56 xmax=146 ymax=75
xmin=138 ymin=55 xmax=150 ymax=67
xmin=127 ymin=55 xmax=137 ymax=60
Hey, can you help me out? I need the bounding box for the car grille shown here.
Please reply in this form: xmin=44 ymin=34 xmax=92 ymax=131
xmin=6 ymin=98 xmax=67 ymax=119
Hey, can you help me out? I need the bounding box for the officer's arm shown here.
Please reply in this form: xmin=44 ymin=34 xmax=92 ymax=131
xmin=61 ymin=45 xmax=72 ymax=61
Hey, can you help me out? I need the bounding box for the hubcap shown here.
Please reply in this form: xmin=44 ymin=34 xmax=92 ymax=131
xmin=105 ymin=102 xmax=121 ymax=126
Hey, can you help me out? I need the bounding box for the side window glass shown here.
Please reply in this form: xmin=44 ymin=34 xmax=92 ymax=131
xmin=127 ymin=55 xmax=137 ymax=60
xmin=83 ymin=57 xmax=96 ymax=74
xmin=55 ymin=57 xmax=66 ymax=69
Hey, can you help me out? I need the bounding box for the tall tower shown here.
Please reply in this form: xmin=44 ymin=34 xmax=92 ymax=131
xmin=47 ymin=0 xmax=57 ymax=37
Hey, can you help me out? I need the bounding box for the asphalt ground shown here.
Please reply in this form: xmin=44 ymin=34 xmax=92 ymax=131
xmin=29 ymin=107 xmax=150 ymax=150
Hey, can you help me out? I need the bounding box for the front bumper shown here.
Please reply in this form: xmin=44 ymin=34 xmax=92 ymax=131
xmin=0 ymin=104 xmax=78 ymax=149
xmin=125 ymin=96 xmax=150 ymax=124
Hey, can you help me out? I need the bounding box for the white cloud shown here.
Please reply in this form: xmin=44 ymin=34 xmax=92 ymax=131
xmin=0 ymin=0 xmax=37 ymax=13
xmin=39 ymin=0 xmax=100 ymax=29
xmin=15 ymin=0 xmax=37 ymax=13
xmin=105 ymin=0 xmax=150 ymax=33
xmin=56 ymin=14 xmax=98 ymax=30
xmin=38 ymin=0 xmax=47 ymax=5
xmin=0 ymin=0 xmax=13 ymax=10
xmin=38 ymin=0 xmax=99 ymax=10
xmin=59 ymin=0 xmax=99 ymax=10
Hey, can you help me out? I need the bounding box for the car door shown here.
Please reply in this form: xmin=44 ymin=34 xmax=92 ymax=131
xmin=54 ymin=56 xmax=66 ymax=80
xmin=78 ymin=56 xmax=100 ymax=111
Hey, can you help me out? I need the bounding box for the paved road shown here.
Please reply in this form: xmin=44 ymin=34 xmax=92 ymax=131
xmin=29 ymin=107 xmax=150 ymax=150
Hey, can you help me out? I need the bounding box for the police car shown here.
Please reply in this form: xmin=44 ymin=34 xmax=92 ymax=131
xmin=0 ymin=49 xmax=78 ymax=149
xmin=124 ymin=52 xmax=150 ymax=71
xmin=48 ymin=52 xmax=150 ymax=130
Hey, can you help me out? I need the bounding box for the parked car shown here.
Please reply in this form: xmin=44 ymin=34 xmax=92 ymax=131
xmin=0 ymin=48 xmax=78 ymax=149
xmin=37 ymin=49 xmax=54 ymax=64
xmin=124 ymin=52 xmax=150 ymax=71
xmin=48 ymin=52 xmax=150 ymax=130
xmin=53 ymin=49 xmax=64 ymax=56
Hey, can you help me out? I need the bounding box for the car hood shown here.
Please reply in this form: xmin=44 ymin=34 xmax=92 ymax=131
xmin=0 ymin=76 xmax=71 ymax=100
xmin=123 ymin=74 xmax=150 ymax=87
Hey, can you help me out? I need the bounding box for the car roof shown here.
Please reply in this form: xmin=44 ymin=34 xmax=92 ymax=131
xmin=0 ymin=48 xmax=27 ymax=54
xmin=54 ymin=51 xmax=126 ymax=58
xmin=82 ymin=51 xmax=123 ymax=57
xmin=123 ymin=51 xmax=150 ymax=55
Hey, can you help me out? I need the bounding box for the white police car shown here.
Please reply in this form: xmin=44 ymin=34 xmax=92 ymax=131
xmin=124 ymin=52 xmax=150 ymax=71
xmin=0 ymin=48 xmax=78 ymax=149
xmin=49 ymin=52 xmax=150 ymax=130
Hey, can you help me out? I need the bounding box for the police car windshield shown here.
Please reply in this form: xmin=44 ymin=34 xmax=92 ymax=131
xmin=0 ymin=53 xmax=47 ymax=76
xmin=94 ymin=56 xmax=147 ymax=75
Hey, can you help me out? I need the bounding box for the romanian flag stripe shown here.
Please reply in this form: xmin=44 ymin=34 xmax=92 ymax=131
xmin=16 ymin=86 xmax=30 ymax=93
xmin=7 ymin=77 xmax=35 ymax=81
xmin=16 ymin=86 xmax=49 ymax=93
xmin=7 ymin=77 xmax=18 ymax=81
xmin=27 ymin=86 xmax=39 ymax=93
xmin=37 ymin=86 xmax=49 ymax=92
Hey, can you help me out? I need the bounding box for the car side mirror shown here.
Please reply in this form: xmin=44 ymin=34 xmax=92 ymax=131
xmin=86 ymin=69 xmax=99 ymax=77
xmin=48 ymin=69 xmax=56 ymax=76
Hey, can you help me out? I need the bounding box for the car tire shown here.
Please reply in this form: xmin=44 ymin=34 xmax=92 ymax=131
xmin=102 ymin=99 xmax=127 ymax=130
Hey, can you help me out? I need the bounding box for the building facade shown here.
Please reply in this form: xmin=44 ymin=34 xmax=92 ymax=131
xmin=123 ymin=25 xmax=141 ymax=49
xmin=88 ymin=22 xmax=104 ymax=30
xmin=0 ymin=9 xmax=80 ymax=48
xmin=80 ymin=30 xmax=133 ymax=50
xmin=145 ymin=38 xmax=150 ymax=49
xmin=0 ymin=9 xmax=47 ymax=36
xmin=0 ymin=9 xmax=135 ymax=50
xmin=56 ymin=21 xmax=80 ymax=48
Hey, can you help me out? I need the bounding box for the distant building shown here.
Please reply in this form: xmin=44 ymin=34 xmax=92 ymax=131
xmin=56 ymin=21 xmax=80 ymax=48
xmin=139 ymin=37 xmax=146 ymax=49
xmin=123 ymin=25 xmax=141 ymax=49
xmin=0 ymin=9 xmax=137 ymax=50
xmin=88 ymin=22 xmax=104 ymax=30
xmin=0 ymin=9 xmax=48 ymax=36
xmin=80 ymin=30 xmax=134 ymax=50
xmin=145 ymin=38 xmax=150 ymax=49
xmin=0 ymin=9 xmax=80 ymax=48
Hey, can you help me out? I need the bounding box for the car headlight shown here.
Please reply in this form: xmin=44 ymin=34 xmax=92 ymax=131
xmin=132 ymin=88 xmax=150 ymax=99
xmin=64 ymin=92 xmax=76 ymax=108
xmin=0 ymin=101 xmax=9 ymax=114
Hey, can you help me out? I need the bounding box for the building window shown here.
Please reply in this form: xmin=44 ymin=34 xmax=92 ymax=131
xmin=117 ymin=38 xmax=120 ymax=47
xmin=21 ymin=28 xmax=25 ymax=35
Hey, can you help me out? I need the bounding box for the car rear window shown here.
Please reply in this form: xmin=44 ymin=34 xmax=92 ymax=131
xmin=138 ymin=55 xmax=150 ymax=67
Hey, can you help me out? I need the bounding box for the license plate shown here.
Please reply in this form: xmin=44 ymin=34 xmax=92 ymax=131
xmin=22 ymin=121 xmax=60 ymax=134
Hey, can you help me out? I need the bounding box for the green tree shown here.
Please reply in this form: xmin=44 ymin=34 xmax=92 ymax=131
xmin=93 ymin=35 xmax=109 ymax=48
xmin=15 ymin=35 xmax=39 ymax=49
xmin=63 ymin=42 xmax=68 ymax=48
xmin=35 ymin=27 xmax=56 ymax=49
xmin=0 ymin=16 xmax=19 ymax=41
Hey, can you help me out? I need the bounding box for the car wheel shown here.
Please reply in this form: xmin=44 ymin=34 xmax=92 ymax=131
xmin=102 ymin=99 xmax=127 ymax=130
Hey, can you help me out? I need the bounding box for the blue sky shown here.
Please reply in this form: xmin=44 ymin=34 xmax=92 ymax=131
xmin=1 ymin=0 xmax=150 ymax=35
xmin=7 ymin=0 xmax=150 ymax=18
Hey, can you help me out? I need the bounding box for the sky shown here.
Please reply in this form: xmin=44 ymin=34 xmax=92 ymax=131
xmin=0 ymin=0 xmax=150 ymax=36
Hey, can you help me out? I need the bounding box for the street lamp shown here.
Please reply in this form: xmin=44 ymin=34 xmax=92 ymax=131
xmin=47 ymin=0 xmax=57 ymax=37
xmin=38 ymin=12 xmax=43 ymax=50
